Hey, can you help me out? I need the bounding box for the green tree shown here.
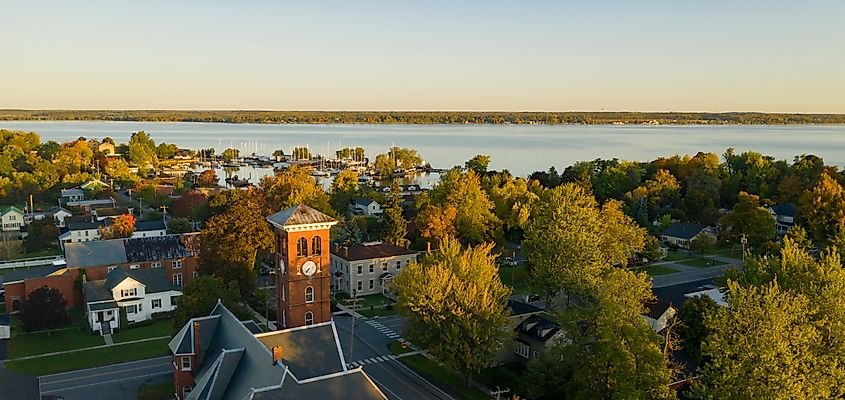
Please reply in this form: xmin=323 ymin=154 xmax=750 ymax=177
xmin=20 ymin=286 xmax=71 ymax=332
xmin=25 ymin=216 xmax=59 ymax=252
xmin=523 ymin=184 xmax=646 ymax=307
xmin=292 ymin=147 xmax=311 ymax=160
xmin=156 ymin=143 xmax=178 ymax=160
xmin=173 ymin=275 xmax=250 ymax=331
xmin=200 ymin=190 xmax=274 ymax=296
xmin=222 ymin=148 xmax=240 ymax=162
xmin=719 ymin=191 xmax=775 ymax=247
xmin=689 ymin=233 xmax=716 ymax=255
xmin=127 ymin=131 xmax=157 ymax=167
xmin=394 ymin=237 xmax=511 ymax=385
xmin=329 ymin=169 xmax=359 ymax=215
xmin=465 ymin=154 xmax=491 ymax=175
xmin=423 ymin=168 xmax=501 ymax=245
xmin=677 ymin=295 xmax=719 ymax=365
xmin=381 ymin=182 xmax=408 ymax=247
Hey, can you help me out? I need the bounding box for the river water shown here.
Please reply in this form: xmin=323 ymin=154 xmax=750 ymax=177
xmin=2 ymin=121 xmax=845 ymax=176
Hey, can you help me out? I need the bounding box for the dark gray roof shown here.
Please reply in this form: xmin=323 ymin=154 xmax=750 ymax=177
xmin=516 ymin=315 xmax=561 ymax=343
xmin=1 ymin=265 xmax=62 ymax=284
xmin=255 ymin=323 xmax=345 ymax=380
xmin=267 ymin=204 xmax=337 ymax=228
xmin=0 ymin=314 xmax=9 ymax=326
xmin=125 ymin=235 xmax=196 ymax=262
xmin=66 ymin=219 xmax=110 ymax=231
xmin=332 ymin=242 xmax=417 ymax=261
xmin=169 ymin=315 xmax=221 ymax=355
xmin=89 ymin=301 xmax=119 ymax=311
xmin=508 ymin=299 xmax=543 ymax=317
xmin=242 ymin=320 xmax=263 ymax=334
xmin=83 ymin=280 xmax=113 ymax=302
xmin=94 ymin=207 xmax=129 ymax=217
xmin=353 ymin=198 xmax=377 ymax=207
xmin=0 ymin=368 xmax=40 ymax=400
xmin=64 ymin=240 xmax=128 ymax=268
xmin=770 ymin=202 xmax=798 ymax=217
xmin=136 ymin=219 xmax=167 ymax=231
xmin=661 ymin=223 xmax=707 ymax=240
xmin=254 ymin=370 xmax=385 ymax=400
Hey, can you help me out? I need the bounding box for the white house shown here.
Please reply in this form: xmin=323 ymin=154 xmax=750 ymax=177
xmin=349 ymin=198 xmax=382 ymax=216
xmin=0 ymin=314 xmax=9 ymax=340
xmin=29 ymin=206 xmax=73 ymax=228
xmin=83 ymin=267 xmax=181 ymax=334
xmin=1 ymin=206 xmax=26 ymax=232
xmin=768 ymin=202 xmax=797 ymax=238
xmin=61 ymin=188 xmax=85 ymax=204
xmin=330 ymin=242 xmax=417 ymax=297
xmin=60 ymin=218 xmax=167 ymax=247
xmin=642 ymin=302 xmax=678 ymax=333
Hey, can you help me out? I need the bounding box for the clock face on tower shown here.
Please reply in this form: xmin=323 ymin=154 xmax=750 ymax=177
xmin=302 ymin=261 xmax=317 ymax=277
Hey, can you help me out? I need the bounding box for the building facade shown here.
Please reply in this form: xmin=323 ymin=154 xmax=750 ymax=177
xmin=267 ymin=204 xmax=338 ymax=329
xmin=329 ymin=242 xmax=417 ymax=297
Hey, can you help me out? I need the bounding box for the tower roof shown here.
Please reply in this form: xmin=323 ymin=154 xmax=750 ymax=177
xmin=266 ymin=204 xmax=337 ymax=229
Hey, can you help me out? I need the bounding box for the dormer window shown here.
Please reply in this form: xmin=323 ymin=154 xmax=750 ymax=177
xmin=120 ymin=288 xmax=138 ymax=298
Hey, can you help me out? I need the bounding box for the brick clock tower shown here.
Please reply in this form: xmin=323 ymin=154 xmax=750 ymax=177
xmin=266 ymin=204 xmax=338 ymax=329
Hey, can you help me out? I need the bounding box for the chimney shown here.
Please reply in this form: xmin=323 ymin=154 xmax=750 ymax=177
xmin=193 ymin=321 xmax=202 ymax=365
xmin=272 ymin=345 xmax=283 ymax=365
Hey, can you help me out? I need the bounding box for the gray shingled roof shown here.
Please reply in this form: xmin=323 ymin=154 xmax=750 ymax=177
xmin=85 ymin=267 xmax=177 ymax=304
xmin=83 ymin=280 xmax=113 ymax=302
xmin=661 ymin=222 xmax=707 ymax=240
xmin=0 ymin=367 xmax=40 ymax=400
xmin=267 ymin=204 xmax=337 ymax=228
xmin=770 ymin=202 xmax=798 ymax=217
xmin=331 ymin=242 xmax=417 ymax=261
xmin=255 ymin=323 xmax=345 ymax=380
xmin=0 ymin=265 xmax=62 ymax=284
xmin=516 ymin=315 xmax=561 ymax=343
xmin=65 ymin=240 xmax=128 ymax=268
xmin=508 ymin=299 xmax=543 ymax=317
xmin=89 ymin=301 xmax=119 ymax=311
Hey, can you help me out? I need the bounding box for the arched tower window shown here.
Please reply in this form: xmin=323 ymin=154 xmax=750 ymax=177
xmin=296 ymin=237 xmax=308 ymax=257
xmin=311 ymin=236 xmax=321 ymax=256
xmin=305 ymin=286 xmax=314 ymax=303
xmin=304 ymin=311 xmax=314 ymax=326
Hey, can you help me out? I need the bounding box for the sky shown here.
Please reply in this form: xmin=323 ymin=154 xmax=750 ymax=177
xmin=1 ymin=1 xmax=843 ymax=113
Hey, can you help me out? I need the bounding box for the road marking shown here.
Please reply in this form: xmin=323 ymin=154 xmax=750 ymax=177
xmin=40 ymin=362 xmax=172 ymax=386
xmin=41 ymin=371 xmax=172 ymax=394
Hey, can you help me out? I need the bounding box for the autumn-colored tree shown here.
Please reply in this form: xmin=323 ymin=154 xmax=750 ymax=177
xmin=260 ymin=166 xmax=333 ymax=215
xmin=799 ymin=172 xmax=845 ymax=241
xmin=394 ymin=237 xmax=511 ymax=385
xmin=198 ymin=169 xmax=218 ymax=187
xmin=415 ymin=198 xmax=458 ymax=246
xmin=172 ymin=191 xmax=209 ymax=221
xmin=422 ymin=168 xmax=501 ymax=245
xmin=99 ymin=214 xmax=136 ymax=239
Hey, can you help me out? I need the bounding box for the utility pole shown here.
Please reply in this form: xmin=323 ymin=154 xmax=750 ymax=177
xmin=349 ymin=289 xmax=359 ymax=361
xmin=139 ymin=198 xmax=143 ymax=219
xmin=741 ymin=234 xmax=748 ymax=266
xmin=160 ymin=205 xmax=168 ymax=220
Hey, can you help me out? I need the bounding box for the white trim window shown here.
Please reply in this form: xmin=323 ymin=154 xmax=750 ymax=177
xmin=357 ymin=281 xmax=363 ymax=292
xmin=152 ymin=299 xmax=162 ymax=309
xmin=151 ymin=262 xmax=162 ymax=268
xmin=357 ymin=265 xmax=363 ymax=275
xmin=130 ymin=264 xmax=140 ymax=270
xmin=304 ymin=311 xmax=314 ymax=326
xmin=126 ymin=304 xmax=138 ymax=314
xmin=515 ymin=341 xmax=530 ymax=359
xmin=181 ymin=356 xmax=192 ymax=371
xmin=173 ymin=273 xmax=183 ymax=287
xmin=120 ymin=288 xmax=137 ymax=298
xmin=172 ymin=260 xmax=183 ymax=269
xmin=369 ymin=279 xmax=374 ymax=290
xmin=305 ymin=286 xmax=314 ymax=303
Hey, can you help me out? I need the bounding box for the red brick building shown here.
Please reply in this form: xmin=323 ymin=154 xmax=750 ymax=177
xmin=266 ymin=204 xmax=338 ymax=329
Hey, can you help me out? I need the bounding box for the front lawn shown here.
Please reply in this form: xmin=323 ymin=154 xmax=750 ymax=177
xmin=476 ymin=362 xmax=528 ymax=398
xmin=138 ymin=378 xmax=175 ymax=400
xmin=644 ymin=265 xmax=679 ymax=276
xmin=678 ymin=258 xmax=725 ymax=268
xmin=5 ymin=338 xmax=171 ymax=376
xmin=400 ymin=354 xmax=489 ymax=400
xmin=664 ymin=251 xmax=690 ymax=262
xmin=8 ymin=310 xmax=103 ymax=358
xmin=113 ymin=318 xmax=174 ymax=343
xmin=358 ymin=306 xmax=397 ymax=318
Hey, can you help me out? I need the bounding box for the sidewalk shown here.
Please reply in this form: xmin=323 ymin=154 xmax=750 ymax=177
xmin=4 ymin=335 xmax=169 ymax=362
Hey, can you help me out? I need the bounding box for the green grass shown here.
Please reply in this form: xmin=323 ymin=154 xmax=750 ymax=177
xmin=137 ymin=378 xmax=175 ymax=400
xmin=400 ymin=355 xmax=489 ymax=400
xmin=8 ymin=311 xmax=104 ymax=358
xmin=476 ymin=362 xmax=528 ymax=398
xmin=5 ymin=338 xmax=171 ymax=376
xmin=678 ymin=257 xmax=725 ymax=268
xmin=644 ymin=265 xmax=680 ymax=276
xmin=389 ymin=339 xmax=414 ymax=355
xmin=358 ymin=305 xmax=398 ymax=318
xmin=664 ymin=251 xmax=690 ymax=262
xmin=112 ymin=318 xmax=174 ymax=343
xmin=499 ymin=266 xmax=529 ymax=294
xmin=347 ymin=293 xmax=393 ymax=307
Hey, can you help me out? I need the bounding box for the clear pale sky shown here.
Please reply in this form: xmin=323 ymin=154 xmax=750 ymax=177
xmin=2 ymin=1 xmax=843 ymax=112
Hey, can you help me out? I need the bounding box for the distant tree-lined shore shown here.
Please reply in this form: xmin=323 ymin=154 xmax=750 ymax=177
xmin=1 ymin=110 xmax=844 ymax=125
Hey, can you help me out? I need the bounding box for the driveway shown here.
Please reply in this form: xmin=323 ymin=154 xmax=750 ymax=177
xmin=39 ymin=356 xmax=172 ymax=400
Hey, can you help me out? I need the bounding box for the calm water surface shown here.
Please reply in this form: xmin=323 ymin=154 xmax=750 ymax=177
xmin=2 ymin=121 xmax=845 ymax=176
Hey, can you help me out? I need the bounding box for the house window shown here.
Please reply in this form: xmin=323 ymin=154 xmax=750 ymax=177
xmin=369 ymin=279 xmax=374 ymax=290
xmin=192 ymin=271 xmax=198 ymax=278
xmin=173 ymin=273 xmax=183 ymax=287
xmin=151 ymin=262 xmax=162 ymax=268
xmin=126 ymin=304 xmax=138 ymax=314
xmin=130 ymin=264 xmax=140 ymax=270
xmin=382 ymin=262 xmax=388 ymax=272
xmin=183 ymin=386 xmax=192 ymax=397
xmin=172 ymin=260 xmax=182 ymax=269
xmin=357 ymin=281 xmax=363 ymax=292
xmin=396 ymin=261 xmax=401 ymax=269
xmin=11 ymin=296 xmax=21 ymax=312
xmin=369 ymin=264 xmax=374 ymax=274
xmin=533 ymin=350 xmax=540 ymax=359
xmin=357 ymin=265 xmax=362 ymax=275
xmin=120 ymin=288 xmax=137 ymax=298
xmin=138 ymin=303 xmax=143 ymax=312
xmin=152 ymin=299 xmax=162 ymax=309
xmin=311 ymin=236 xmax=321 ymax=255
xmin=108 ymin=266 xmax=116 ymax=272
xmin=181 ymin=356 xmax=192 ymax=370
xmin=305 ymin=286 xmax=314 ymax=303
xmin=515 ymin=341 xmax=530 ymax=359
xmin=304 ymin=311 xmax=313 ymax=326
xmin=170 ymin=295 xmax=180 ymax=306
xmin=297 ymin=237 xmax=308 ymax=257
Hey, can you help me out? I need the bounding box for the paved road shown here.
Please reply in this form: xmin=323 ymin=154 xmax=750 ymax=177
xmin=334 ymin=314 xmax=456 ymax=400
xmin=39 ymin=356 xmax=172 ymax=400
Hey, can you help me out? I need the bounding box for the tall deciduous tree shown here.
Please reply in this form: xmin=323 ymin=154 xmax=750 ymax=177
xmin=330 ymin=169 xmax=359 ymax=215
xmin=421 ymin=168 xmax=501 ymax=245
xmin=799 ymin=172 xmax=845 ymax=242
xmin=173 ymin=275 xmax=250 ymax=331
xmin=20 ymin=286 xmax=71 ymax=332
xmin=200 ymin=190 xmax=274 ymax=296
xmin=465 ymin=154 xmax=491 ymax=175
xmin=523 ymin=183 xmax=646 ymax=306
xmin=719 ymin=191 xmax=776 ymax=247
xmin=127 ymin=131 xmax=157 ymax=167
xmin=394 ymin=237 xmax=511 ymax=384
xmin=260 ymin=166 xmax=333 ymax=215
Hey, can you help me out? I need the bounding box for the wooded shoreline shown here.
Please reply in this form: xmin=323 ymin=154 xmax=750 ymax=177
xmin=2 ymin=110 xmax=844 ymax=125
